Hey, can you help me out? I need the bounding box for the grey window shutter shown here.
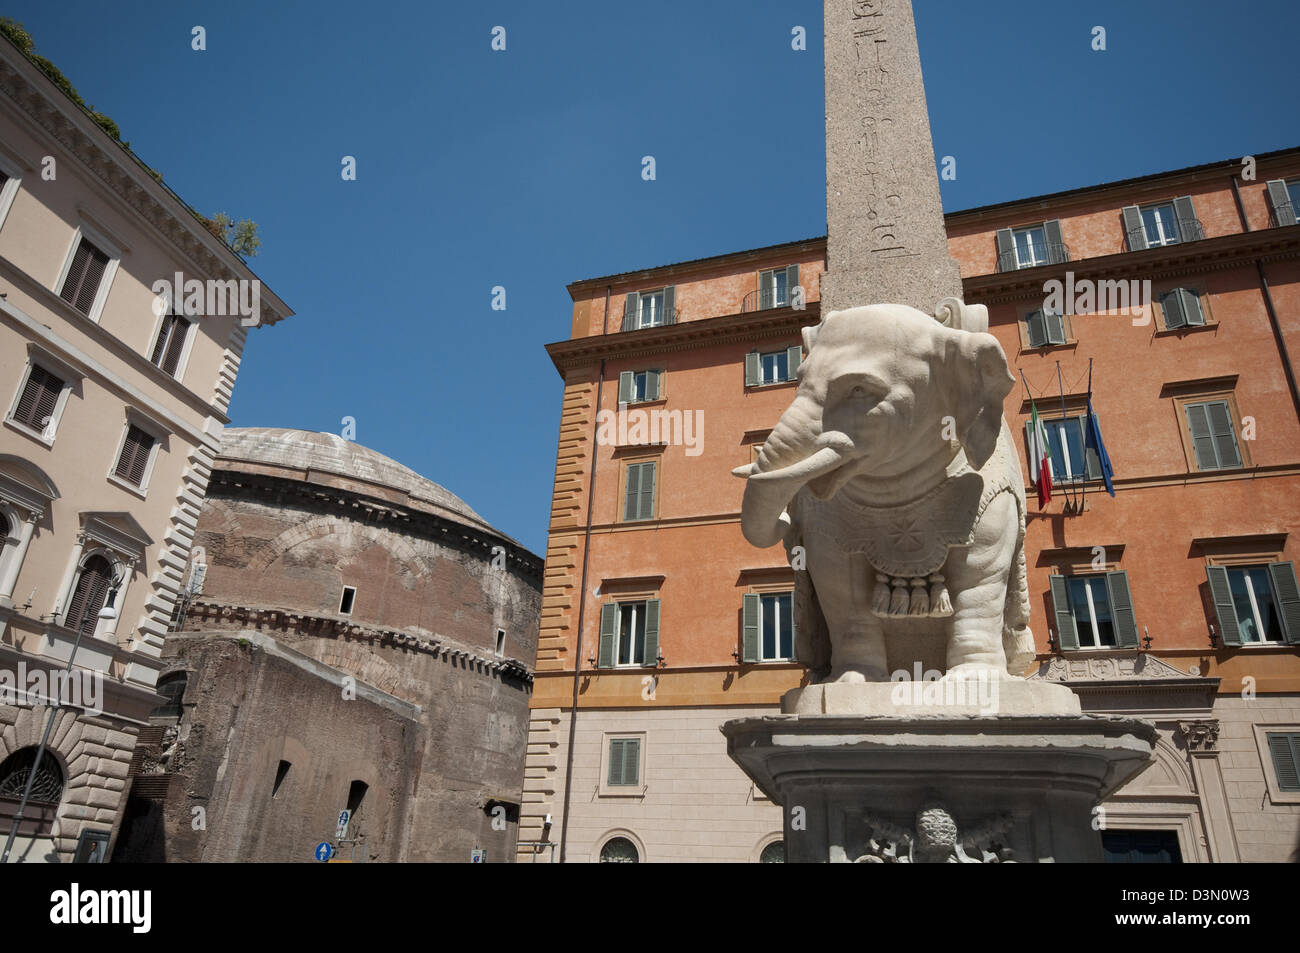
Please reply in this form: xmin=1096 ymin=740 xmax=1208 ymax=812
xmin=1049 ymin=575 xmax=1079 ymax=650
xmin=1185 ymin=403 xmax=1215 ymax=470
xmin=1025 ymin=311 xmax=1046 ymax=348
xmin=1082 ymin=414 xmax=1102 ymax=480
xmin=785 ymin=264 xmax=799 ymax=304
xmin=642 ymin=598 xmax=660 ymax=666
xmin=618 ymin=371 xmax=634 ymax=404
xmin=623 ymin=739 xmax=640 ymax=786
xmin=1105 ymin=571 xmax=1139 ymax=648
xmin=662 ymin=286 xmax=676 ymax=325
xmin=624 ymin=464 xmax=641 ymax=520
xmin=1206 ymin=401 xmax=1241 ymax=468
xmin=995 ymin=227 xmax=1015 ymax=271
xmin=1266 ymin=179 xmax=1298 ymax=226
xmin=1045 ymin=311 xmax=1066 ymax=345
xmin=597 ymin=603 xmax=617 ymax=667
xmin=607 ymin=739 xmax=625 ymax=785
xmin=1173 ymin=195 xmax=1201 ymax=241
xmin=741 ymin=593 xmax=760 ymax=662
xmin=1122 ymin=206 xmax=1147 ymax=251
xmin=1267 ymin=562 xmax=1300 ymax=644
xmin=1043 ymin=219 xmax=1066 ymax=264
xmin=1268 ymin=734 xmax=1300 ymax=792
xmin=785 ymin=345 xmax=802 ymax=381
xmin=646 ymin=369 xmax=661 ymax=401
xmin=1161 ymin=290 xmax=1186 ymax=329
xmin=622 ymin=292 xmax=639 ymax=331
xmin=1205 ymin=566 xmax=1242 ymax=646
xmin=1182 ymin=289 xmax=1206 ymax=326
xmin=639 ymin=462 xmax=655 ymax=520
xmin=744 ymin=351 xmax=760 ymax=387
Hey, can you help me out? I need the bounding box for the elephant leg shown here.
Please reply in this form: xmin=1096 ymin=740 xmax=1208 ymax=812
xmin=810 ymin=550 xmax=888 ymax=682
xmin=942 ymin=492 xmax=1017 ymax=677
xmin=825 ymin=614 xmax=888 ymax=683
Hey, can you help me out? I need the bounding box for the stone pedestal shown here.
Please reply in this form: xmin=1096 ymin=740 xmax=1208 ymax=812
xmin=722 ymin=683 xmax=1157 ymax=863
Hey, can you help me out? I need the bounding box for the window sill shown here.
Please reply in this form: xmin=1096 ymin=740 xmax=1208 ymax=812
xmin=1155 ymin=321 xmax=1218 ymax=337
xmin=621 ymin=397 xmax=667 ymax=409
xmin=598 ymin=785 xmax=648 ymax=799
xmin=106 ymin=473 xmax=149 ymax=499
xmin=3 ymin=417 xmax=55 ymax=449
xmin=1019 ymin=340 xmax=1077 ymax=354
xmin=745 ymin=379 xmax=797 ymax=391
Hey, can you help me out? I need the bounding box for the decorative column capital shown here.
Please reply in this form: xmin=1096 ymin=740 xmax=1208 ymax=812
xmin=23 ymin=509 xmax=42 ymax=526
xmin=1179 ymin=720 xmax=1220 ymax=753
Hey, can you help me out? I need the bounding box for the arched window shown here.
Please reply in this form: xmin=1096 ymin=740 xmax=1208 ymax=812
xmin=64 ymin=553 xmax=115 ymax=636
xmin=0 ymin=747 xmax=65 ymax=837
xmin=759 ymin=841 xmax=786 ymax=863
xmin=599 ymin=836 xmax=639 ymax=863
xmin=150 ymin=672 xmax=187 ymax=720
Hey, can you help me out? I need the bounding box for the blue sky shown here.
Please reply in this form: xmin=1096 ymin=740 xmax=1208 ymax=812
xmin=8 ymin=1 xmax=1298 ymax=553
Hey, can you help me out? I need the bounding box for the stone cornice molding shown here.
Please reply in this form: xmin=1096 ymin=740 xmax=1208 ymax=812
xmin=1032 ymin=653 xmax=1220 ymax=711
xmin=0 ymin=43 xmax=292 ymax=327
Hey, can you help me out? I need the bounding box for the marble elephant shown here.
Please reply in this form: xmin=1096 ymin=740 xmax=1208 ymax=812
xmin=733 ymin=299 xmax=1035 ymax=683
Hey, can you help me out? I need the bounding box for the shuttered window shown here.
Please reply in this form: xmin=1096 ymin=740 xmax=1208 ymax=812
xmin=1265 ymin=179 xmax=1298 ymax=228
xmin=596 ymin=600 xmax=659 ymax=668
xmin=618 ymin=369 xmax=661 ymax=404
xmin=114 ymin=425 xmax=156 ymax=487
xmin=58 ymin=237 xmax=111 ymax=315
xmin=996 ymin=221 xmax=1066 ymax=272
xmin=12 ymin=364 xmax=64 ymax=434
xmin=1205 ymin=562 xmax=1300 ymax=646
xmin=1123 ymin=197 xmax=1202 ymax=251
xmin=64 ymin=553 xmax=114 ymax=636
xmin=1022 ymin=414 xmax=1101 ymax=483
xmin=1267 ymin=733 xmax=1300 ymax=793
xmin=1159 ymin=288 xmax=1206 ymax=330
xmin=623 ymin=461 xmax=656 ymax=521
xmin=1024 ymin=309 xmax=1066 ymax=348
xmin=150 ymin=314 xmax=192 ymax=376
xmin=607 ymin=738 xmax=641 ymax=787
xmin=1184 ymin=400 xmax=1241 ymax=471
xmin=746 ymin=346 xmax=802 ymax=386
xmin=758 ymin=264 xmax=799 ymax=309
xmin=1048 ymin=571 xmax=1139 ymax=650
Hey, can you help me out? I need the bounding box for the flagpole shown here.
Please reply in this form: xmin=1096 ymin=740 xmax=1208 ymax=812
xmin=1081 ymin=358 xmax=1095 ymax=510
xmin=1055 ymin=361 xmax=1076 ymax=510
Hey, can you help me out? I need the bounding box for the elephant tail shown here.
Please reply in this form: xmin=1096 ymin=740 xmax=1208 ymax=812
xmin=1002 ymin=522 xmax=1035 ymax=676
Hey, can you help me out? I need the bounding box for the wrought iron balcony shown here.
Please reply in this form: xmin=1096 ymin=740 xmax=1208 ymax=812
xmin=742 ymin=288 xmax=792 ymax=313
xmin=1125 ymin=218 xmax=1204 ymax=251
xmin=996 ymin=243 xmax=1070 ymax=274
xmin=1269 ymin=203 xmax=1297 ymax=228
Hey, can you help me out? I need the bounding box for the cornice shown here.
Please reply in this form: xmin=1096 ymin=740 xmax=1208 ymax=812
xmin=0 ymin=45 xmax=292 ymax=326
xmin=545 ymin=303 xmax=822 ymax=375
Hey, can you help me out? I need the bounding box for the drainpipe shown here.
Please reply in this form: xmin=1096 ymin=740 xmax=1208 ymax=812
xmin=1232 ymin=175 xmax=1300 ymax=425
xmin=558 ymin=285 xmax=610 ymax=862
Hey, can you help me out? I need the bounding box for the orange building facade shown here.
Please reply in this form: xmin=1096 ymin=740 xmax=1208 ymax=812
xmin=522 ymin=149 xmax=1300 ymax=864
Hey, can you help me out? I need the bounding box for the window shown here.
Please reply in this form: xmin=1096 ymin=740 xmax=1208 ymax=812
xmin=744 ymin=346 xmax=802 ymax=386
xmin=1049 ymin=571 xmax=1139 ymax=649
xmin=1265 ymin=179 xmax=1299 ymax=227
xmin=1023 ymin=414 xmax=1102 ymax=483
xmin=758 ymin=264 xmax=799 ymax=309
xmin=58 ymin=236 xmax=111 ymax=316
xmin=495 ymin=629 xmax=506 ymax=656
xmin=1184 ymin=400 xmax=1241 ymax=471
xmin=1141 ymin=203 xmax=1182 ymax=248
xmin=1023 ymin=309 xmax=1066 ymax=348
xmin=113 ymin=425 xmax=157 ymax=488
xmin=618 ymin=369 xmax=661 ymax=404
xmin=1101 ymin=830 xmax=1182 ymax=863
xmin=0 ymin=747 xmax=64 ymax=838
xmin=995 ymin=220 xmax=1065 ymax=271
xmin=1014 ymin=226 xmax=1047 ymax=268
xmin=272 ymin=760 xmax=291 ymax=798
xmin=759 ymin=841 xmax=786 ymax=863
xmin=339 ymin=586 xmax=356 ymax=615
xmin=63 ymin=553 xmax=115 ymax=636
xmin=621 ymin=287 xmax=675 ymax=330
xmin=597 ymin=599 xmax=660 ymax=668
xmin=1266 ymin=733 xmax=1300 ymax=793
xmin=1206 ymin=562 xmax=1300 ymax=646
xmin=150 ymin=313 xmax=192 ymax=377
xmin=742 ymin=592 xmax=795 ymax=661
xmin=606 ymin=738 xmax=641 ymax=787
xmin=9 ymin=364 xmax=65 ymax=439
xmin=72 ymin=828 xmax=111 ymax=863
xmin=150 ymin=672 xmax=187 ymax=719
xmin=1123 ymin=198 xmax=1202 ymax=252
xmin=623 ymin=461 xmax=656 ymax=521
xmin=599 ymin=836 xmax=639 ymax=863
xmin=1159 ymin=288 xmax=1206 ymax=330
xmin=0 ymin=154 xmax=21 ymax=231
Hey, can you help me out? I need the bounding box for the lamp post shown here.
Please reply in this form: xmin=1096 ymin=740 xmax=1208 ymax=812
xmin=1 ymin=590 xmax=117 ymax=864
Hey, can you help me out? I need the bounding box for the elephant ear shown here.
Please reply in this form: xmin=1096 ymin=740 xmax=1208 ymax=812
xmin=945 ymin=329 xmax=1015 ymax=470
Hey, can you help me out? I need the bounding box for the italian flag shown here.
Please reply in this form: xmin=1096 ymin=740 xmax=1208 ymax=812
xmin=1028 ymin=399 xmax=1053 ymax=507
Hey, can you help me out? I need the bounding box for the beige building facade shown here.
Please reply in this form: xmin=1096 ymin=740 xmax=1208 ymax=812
xmin=0 ymin=38 xmax=291 ymax=861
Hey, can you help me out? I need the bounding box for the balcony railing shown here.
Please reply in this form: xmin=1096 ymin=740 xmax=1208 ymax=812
xmin=742 ymin=288 xmax=791 ymax=313
xmin=1126 ymin=218 xmax=1204 ymax=251
xmin=996 ymin=243 xmax=1070 ymax=274
xmin=1270 ymin=203 xmax=1297 ymax=228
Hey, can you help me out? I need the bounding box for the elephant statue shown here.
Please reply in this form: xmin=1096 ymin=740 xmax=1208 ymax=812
xmin=733 ymin=298 xmax=1035 ymax=684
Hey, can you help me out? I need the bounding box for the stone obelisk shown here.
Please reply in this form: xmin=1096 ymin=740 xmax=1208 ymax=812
xmin=821 ymin=0 xmax=963 ymax=314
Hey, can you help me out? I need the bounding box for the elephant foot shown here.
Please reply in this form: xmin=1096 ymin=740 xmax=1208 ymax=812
xmin=942 ymin=662 xmax=1010 ymax=682
xmin=826 ymin=664 xmax=887 ymax=684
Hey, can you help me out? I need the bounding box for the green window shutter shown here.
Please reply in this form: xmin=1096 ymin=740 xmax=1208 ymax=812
xmin=1081 ymin=414 xmax=1102 ymax=480
xmin=662 ymin=286 xmax=676 ymax=325
xmin=1173 ymin=195 xmax=1201 ymax=240
xmin=741 ymin=593 xmax=760 ymax=662
xmin=622 ymin=293 xmax=639 ymax=331
xmin=623 ymin=738 xmax=641 ymax=787
xmin=785 ymin=345 xmax=802 ymax=381
xmin=744 ymin=351 xmax=760 ymax=387
xmin=1266 ymin=179 xmax=1298 ymax=226
xmin=1268 ymin=734 xmax=1300 ymax=792
xmin=1049 ymin=575 xmax=1079 ymax=650
xmin=1185 ymin=403 xmax=1215 ymax=470
xmin=1122 ymin=205 xmax=1147 ymax=251
xmin=995 ymin=227 xmax=1015 ymax=271
xmin=618 ymin=371 xmax=633 ymax=404
xmin=1206 ymin=400 xmax=1241 ymax=468
xmin=1267 ymin=562 xmax=1300 ymax=644
xmin=1205 ymin=566 xmax=1242 ymax=646
xmin=598 ymin=603 xmax=618 ymax=667
xmin=1161 ymin=290 xmax=1186 ymax=329
xmin=1105 ymin=571 xmax=1140 ymax=648
xmin=639 ymin=462 xmax=656 ymax=520
xmin=1043 ymin=219 xmax=1066 ymax=264
xmin=1026 ymin=311 xmax=1046 ymax=348
xmin=624 ymin=464 xmax=641 ymax=520
xmin=785 ymin=264 xmax=799 ymax=304
xmin=607 ymin=739 xmax=623 ymax=785
xmin=642 ymin=598 xmax=660 ymax=666
xmin=1181 ymin=289 xmax=1205 ymax=326
xmin=1045 ymin=311 xmax=1066 ymax=345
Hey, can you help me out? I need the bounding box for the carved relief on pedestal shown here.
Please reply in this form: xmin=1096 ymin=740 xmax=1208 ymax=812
xmin=1179 ymin=720 xmax=1220 ymax=753
xmin=852 ymin=801 xmax=1015 ymax=863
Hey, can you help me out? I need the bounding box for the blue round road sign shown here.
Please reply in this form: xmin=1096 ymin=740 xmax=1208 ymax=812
xmin=314 ymin=842 xmax=334 ymax=862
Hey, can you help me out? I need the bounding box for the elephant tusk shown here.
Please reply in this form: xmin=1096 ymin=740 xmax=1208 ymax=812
xmin=747 ymin=445 xmax=844 ymax=486
xmin=732 ymin=463 xmax=757 ymax=478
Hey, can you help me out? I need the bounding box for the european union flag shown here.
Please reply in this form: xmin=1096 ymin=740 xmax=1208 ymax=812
xmin=1084 ymin=398 xmax=1115 ymax=496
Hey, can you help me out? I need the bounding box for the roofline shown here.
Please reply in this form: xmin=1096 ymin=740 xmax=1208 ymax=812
xmin=565 ymin=146 xmax=1300 ymax=289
